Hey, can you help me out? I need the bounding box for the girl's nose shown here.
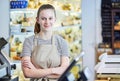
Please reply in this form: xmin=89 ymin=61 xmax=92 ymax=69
xmin=45 ymin=19 xmax=49 ymax=23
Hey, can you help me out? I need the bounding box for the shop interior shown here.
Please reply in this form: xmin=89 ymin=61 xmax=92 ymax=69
xmin=0 ymin=0 xmax=120 ymax=81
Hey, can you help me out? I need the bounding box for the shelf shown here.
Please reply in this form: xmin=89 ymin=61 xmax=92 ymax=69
xmin=114 ymin=47 xmax=120 ymax=49
xmin=112 ymin=9 xmax=120 ymax=54
xmin=10 ymin=8 xmax=37 ymax=12
xmin=54 ymin=24 xmax=81 ymax=31
xmin=10 ymin=32 xmax=34 ymax=35
xmin=10 ymin=24 xmax=81 ymax=35
xmin=114 ymin=29 xmax=120 ymax=31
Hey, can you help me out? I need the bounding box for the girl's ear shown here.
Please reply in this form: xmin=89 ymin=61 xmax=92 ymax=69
xmin=36 ymin=17 xmax=39 ymax=23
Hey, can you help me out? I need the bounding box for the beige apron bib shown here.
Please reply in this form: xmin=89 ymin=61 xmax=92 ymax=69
xmin=31 ymin=35 xmax=60 ymax=81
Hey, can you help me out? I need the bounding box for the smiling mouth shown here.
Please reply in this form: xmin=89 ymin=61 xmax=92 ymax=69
xmin=44 ymin=26 xmax=50 ymax=28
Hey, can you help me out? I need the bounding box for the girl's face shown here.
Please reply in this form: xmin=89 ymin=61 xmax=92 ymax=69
xmin=36 ymin=9 xmax=56 ymax=32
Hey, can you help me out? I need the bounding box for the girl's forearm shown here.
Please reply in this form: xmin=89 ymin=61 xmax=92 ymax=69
xmin=47 ymin=74 xmax=60 ymax=79
xmin=23 ymin=67 xmax=53 ymax=78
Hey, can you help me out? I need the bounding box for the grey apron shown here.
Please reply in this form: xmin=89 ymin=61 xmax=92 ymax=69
xmin=31 ymin=34 xmax=60 ymax=81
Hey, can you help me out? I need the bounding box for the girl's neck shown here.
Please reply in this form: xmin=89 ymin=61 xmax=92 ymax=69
xmin=38 ymin=31 xmax=53 ymax=40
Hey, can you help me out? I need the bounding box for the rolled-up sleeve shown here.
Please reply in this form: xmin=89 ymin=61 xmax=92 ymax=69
xmin=61 ymin=39 xmax=69 ymax=56
xmin=57 ymin=36 xmax=70 ymax=57
xmin=21 ymin=38 xmax=32 ymax=57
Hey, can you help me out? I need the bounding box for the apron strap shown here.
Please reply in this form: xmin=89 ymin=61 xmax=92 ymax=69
xmin=32 ymin=34 xmax=39 ymax=53
xmin=34 ymin=34 xmax=39 ymax=46
xmin=52 ymin=35 xmax=55 ymax=45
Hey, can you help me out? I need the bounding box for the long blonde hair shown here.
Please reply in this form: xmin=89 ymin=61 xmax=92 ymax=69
xmin=34 ymin=4 xmax=56 ymax=34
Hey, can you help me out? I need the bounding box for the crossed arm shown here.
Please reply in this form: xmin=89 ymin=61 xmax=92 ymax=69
xmin=21 ymin=56 xmax=70 ymax=79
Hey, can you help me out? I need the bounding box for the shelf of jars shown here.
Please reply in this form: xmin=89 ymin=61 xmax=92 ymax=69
xmin=9 ymin=0 xmax=82 ymax=60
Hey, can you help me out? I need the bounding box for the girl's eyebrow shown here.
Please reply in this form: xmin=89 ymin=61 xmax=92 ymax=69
xmin=40 ymin=16 xmax=54 ymax=18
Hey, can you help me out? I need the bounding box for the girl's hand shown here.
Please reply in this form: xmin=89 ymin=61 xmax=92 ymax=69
xmin=52 ymin=67 xmax=66 ymax=75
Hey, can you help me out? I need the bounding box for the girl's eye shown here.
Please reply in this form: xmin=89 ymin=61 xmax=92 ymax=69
xmin=49 ymin=18 xmax=53 ymax=20
xmin=41 ymin=18 xmax=46 ymax=20
xmin=41 ymin=17 xmax=53 ymax=20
